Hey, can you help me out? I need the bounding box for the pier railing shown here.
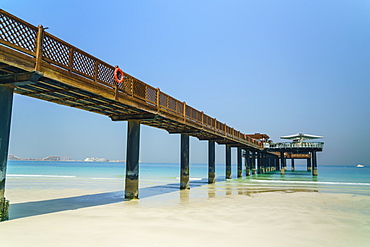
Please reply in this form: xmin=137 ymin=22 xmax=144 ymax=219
xmin=0 ymin=9 xmax=262 ymax=149
xmin=264 ymin=142 xmax=324 ymax=149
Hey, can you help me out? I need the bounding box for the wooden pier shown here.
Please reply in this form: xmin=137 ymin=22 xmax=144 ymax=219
xmin=0 ymin=10 xmax=322 ymax=221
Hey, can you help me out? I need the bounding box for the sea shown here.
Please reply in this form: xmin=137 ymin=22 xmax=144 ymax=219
xmin=5 ymin=161 xmax=370 ymax=199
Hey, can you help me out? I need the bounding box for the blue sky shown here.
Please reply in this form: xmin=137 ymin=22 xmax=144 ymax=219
xmin=3 ymin=1 xmax=370 ymax=165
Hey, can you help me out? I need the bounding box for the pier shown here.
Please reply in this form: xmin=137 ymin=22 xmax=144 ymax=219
xmin=0 ymin=10 xmax=323 ymax=221
xmin=264 ymin=133 xmax=324 ymax=176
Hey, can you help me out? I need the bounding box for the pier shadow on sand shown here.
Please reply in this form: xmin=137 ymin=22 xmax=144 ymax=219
xmin=8 ymin=180 xmax=208 ymax=220
xmin=8 ymin=176 xmax=318 ymax=221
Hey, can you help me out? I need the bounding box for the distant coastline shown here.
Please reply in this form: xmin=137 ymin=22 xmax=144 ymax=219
xmin=7 ymin=155 xmax=125 ymax=163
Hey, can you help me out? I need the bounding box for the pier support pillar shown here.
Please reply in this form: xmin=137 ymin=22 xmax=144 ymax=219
xmin=245 ymin=150 xmax=251 ymax=176
xmin=257 ymin=152 xmax=262 ymax=174
xmin=267 ymin=155 xmax=271 ymax=172
xmin=262 ymin=153 xmax=266 ymax=173
xmin=225 ymin=144 xmax=232 ymax=179
xmin=125 ymin=120 xmax=141 ymax=199
xmin=180 ymin=134 xmax=190 ymax=189
xmin=237 ymin=147 xmax=242 ymax=178
xmin=0 ymin=85 xmax=13 ymax=221
xmin=307 ymin=158 xmax=312 ymax=171
xmin=251 ymin=151 xmax=256 ymax=175
xmin=208 ymin=140 xmax=216 ymax=184
xmin=291 ymin=158 xmax=295 ymax=171
xmin=312 ymin=151 xmax=318 ymax=176
xmin=280 ymin=152 xmax=286 ymax=175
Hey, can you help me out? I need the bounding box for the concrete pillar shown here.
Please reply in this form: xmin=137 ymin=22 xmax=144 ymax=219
xmin=280 ymin=151 xmax=286 ymax=175
xmin=267 ymin=155 xmax=271 ymax=172
xmin=251 ymin=151 xmax=256 ymax=174
xmin=0 ymin=85 xmax=13 ymax=221
xmin=237 ymin=147 xmax=242 ymax=178
xmin=125 ymin=120 xmax=141 ymax=199
xmin=291 ymin=158 xmax=295 ymax=171
xmin=307 ymin=158 xmax=312 ymax=171
xmin=180 ymin=134 xmax=190 ymax=189
xmin=262 ymin=153 xmax=266 ymax=173
xmin=312 ymin=151 xmax=318 ymax=176
xmin=208 ymin=140 xmax=216 ymax=184
xmin=257 ymin=152 xmax=262 ymax=174
xmin=225 ymin=144 xmax=232 ymax=179
xmin=270 ymin=155 xmax=274 ymax=171
xmin=245 ymin=150 xmax=251 ymax=176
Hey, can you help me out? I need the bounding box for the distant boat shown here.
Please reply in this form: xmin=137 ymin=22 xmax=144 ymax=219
xmin=356 ymin=164 xmax=364 ymax=168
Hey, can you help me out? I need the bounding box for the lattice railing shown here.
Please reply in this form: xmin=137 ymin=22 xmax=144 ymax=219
xmin=0 ymin=10 xmax=37 ymax=55
xmin=0 ymin=9 xmax=263 ymax=149
xmin=266 ymin=142 xmax=324 ymax=149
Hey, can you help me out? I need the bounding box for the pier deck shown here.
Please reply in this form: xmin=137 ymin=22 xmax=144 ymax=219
xmin=0 ymin=9 xmax=262 ymax=150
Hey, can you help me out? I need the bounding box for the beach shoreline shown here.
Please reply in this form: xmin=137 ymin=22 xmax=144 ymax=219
xmin=2 ymin=179 xmax=370 ymax=247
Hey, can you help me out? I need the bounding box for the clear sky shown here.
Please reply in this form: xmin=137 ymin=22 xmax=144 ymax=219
xmin=3 ymin=0 xmax=370 ymax=166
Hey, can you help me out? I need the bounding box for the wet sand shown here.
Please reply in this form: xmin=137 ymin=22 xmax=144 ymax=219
xmin=2 ymin=181 xmax=370 ymax=247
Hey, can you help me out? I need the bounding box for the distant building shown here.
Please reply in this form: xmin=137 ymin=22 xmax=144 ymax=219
xmin=84 ymin=157 xmax=109 ymax=162
xmin=42 ymin=156 xmax=61 ymax=161
xmin=8 ymin=155 xmax=22 ymax=161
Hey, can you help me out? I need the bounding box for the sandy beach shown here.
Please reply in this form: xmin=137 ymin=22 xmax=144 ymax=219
xmin=2 ymin=182 xmax=370 ymax=247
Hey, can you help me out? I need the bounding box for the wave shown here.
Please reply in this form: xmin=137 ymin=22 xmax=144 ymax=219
xmin=7 ymin=174 xmax=76 ymax=178
xmin=91 ymin=177 xmax=120 ymax=180
xmin=251 ymin=179 xmax=370 ymax=186
xmin=175 ymin=177 xmax=204 ymax=181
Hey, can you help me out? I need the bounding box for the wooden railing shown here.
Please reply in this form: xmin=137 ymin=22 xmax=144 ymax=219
xmin=264 ymin=142 xmax=324 ymax=149
xmin=0 ymin=9 xmax=263 ymax=149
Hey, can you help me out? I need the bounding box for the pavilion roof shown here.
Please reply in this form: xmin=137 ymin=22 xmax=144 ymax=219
xmin=280 ymin=133 xmax=324 ymax=141
xmin=245 ymin=133 xmax=270 ymax=140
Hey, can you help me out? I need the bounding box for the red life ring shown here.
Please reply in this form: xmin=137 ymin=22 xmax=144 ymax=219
xmin=114 ymin=67 xmax=125 ymax=84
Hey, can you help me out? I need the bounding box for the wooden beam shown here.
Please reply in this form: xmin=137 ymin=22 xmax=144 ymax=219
xmin=0 ymin=71 xmax=42 ymax=86
xmin=168 ymin=130 xmax=203 ymax=135
xmin=110 ymin=113 xmax=158 ymax=121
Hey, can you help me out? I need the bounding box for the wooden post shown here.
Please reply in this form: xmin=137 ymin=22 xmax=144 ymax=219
xmin=125 ymin=120 xmax=141 ymax=199
xmin=208 ymin=140 xmax=216 ymax=184
xmin=183 ymin=102 xmax=187 ymax=122
xmin=237 ymin=147 xmax=242 ymax=178
xmin=0 ymin=84 xmax=13 ymax=221
xmin=156 ymin=88 xmax=161 ymax=111
xmin=180 ymin=134 xmax=190 ymax=189
xmin=291 ymin=158 xmax=295 ymax=171
xmin=34 ymin=25 xmax=45 ymax=71
xmin=225 ymin=144 xmax=232 ymax=179
xmin=114 ymin=84 xmax=119 ymax=100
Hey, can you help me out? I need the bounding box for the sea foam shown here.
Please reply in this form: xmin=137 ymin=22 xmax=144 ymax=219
xmin=7 ymin=174 xmax=76 ymax=178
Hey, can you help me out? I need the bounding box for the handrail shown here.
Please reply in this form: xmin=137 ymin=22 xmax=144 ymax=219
xmin=0 ymin=9 xmax=263 ymax=149
xmin=265 ymin=142 xmax=324 ymax=149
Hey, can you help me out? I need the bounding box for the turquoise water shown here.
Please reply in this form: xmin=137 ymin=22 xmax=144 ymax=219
xmin=5 ymin=161 xmax=370 ymax=196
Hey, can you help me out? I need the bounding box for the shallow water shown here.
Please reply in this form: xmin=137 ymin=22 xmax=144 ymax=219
xmin=5 ymin=161 xmax=370 ymax=197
